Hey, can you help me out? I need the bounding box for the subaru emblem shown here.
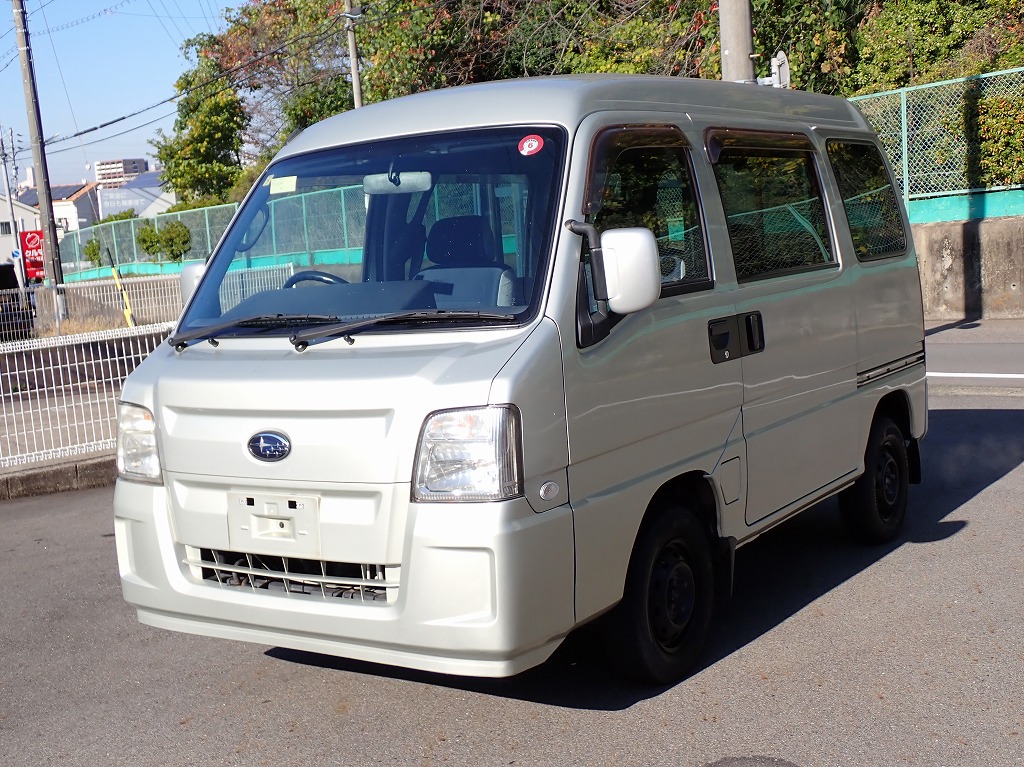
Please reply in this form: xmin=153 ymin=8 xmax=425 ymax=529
xmin=248 ymin=432 xmax=291 ymax=462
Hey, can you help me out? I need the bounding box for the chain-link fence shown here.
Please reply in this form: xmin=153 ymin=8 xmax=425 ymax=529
xmin=58 ymin=202 xmax=238 ymax=277
xmin=852 ymin=66 xmax=1024 ymax=200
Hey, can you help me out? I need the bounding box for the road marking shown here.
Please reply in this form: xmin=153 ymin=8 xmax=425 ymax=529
xmin=928 ymin=372 xmax=1024 ymax=380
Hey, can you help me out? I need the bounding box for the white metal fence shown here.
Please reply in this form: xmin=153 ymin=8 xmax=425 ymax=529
xmin=0 ymin=323 xmax=172 ymax=469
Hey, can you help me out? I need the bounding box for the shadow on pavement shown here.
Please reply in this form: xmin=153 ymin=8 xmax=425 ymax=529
xmin=268 ymin=407 xmax=1024 ymax=710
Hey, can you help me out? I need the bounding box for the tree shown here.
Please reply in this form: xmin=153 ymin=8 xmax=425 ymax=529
xmin=83 ymin=238 xmax=101 ymax=267
xmin=851 ymin=0 xmax=998 ymax=92
xmin=152 ymin=36 xmax=248 ymax=202
xmin=136 ymin=221 xmax=193 ymax=262
xmin=200 ymin=0 xmax=352 ymax=152
xmin=136 ymin=223 xmax=161 ymax=259
xmin=160 ymin=222 xmax=193 ymax=262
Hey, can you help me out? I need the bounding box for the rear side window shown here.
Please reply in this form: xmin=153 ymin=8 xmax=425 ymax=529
xmin=826 ymin=141 xmax=907 ymax=260
xmin=712 ymin=144 xmax=835 ymax=282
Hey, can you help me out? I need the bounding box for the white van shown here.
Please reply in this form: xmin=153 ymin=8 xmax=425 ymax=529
xmin=114 ymin=75 xmax=926 ymax=684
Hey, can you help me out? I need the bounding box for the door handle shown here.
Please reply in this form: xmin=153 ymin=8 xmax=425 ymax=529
xmin=743 ymin=311 xmax=764 ymax=353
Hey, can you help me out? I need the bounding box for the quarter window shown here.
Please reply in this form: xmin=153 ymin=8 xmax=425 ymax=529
xmin=827 ymin=141 xmax=907 ymax=260
xmin=713 ymin=145 xmax=835 ymax=282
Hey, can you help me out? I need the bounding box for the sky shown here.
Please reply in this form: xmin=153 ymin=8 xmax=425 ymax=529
xmin=0 ymin=0 xmax=234 ymax=187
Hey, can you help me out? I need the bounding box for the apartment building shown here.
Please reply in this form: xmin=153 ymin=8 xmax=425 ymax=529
xmin=94 ymin=158 xmax=149 ymax=188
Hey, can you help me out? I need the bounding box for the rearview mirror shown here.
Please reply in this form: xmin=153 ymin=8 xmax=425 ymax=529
xmin=363 ymin=171 xmax=432 ymax=195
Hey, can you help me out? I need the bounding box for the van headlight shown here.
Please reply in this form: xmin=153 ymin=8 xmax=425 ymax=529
xmin=116 ymin=402 xmax=162 ymax=483
xmin=412 ymin=406 xmax=523 ymax=502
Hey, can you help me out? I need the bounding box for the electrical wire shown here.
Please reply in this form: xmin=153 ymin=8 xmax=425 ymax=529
xmin=36 ymin=2 xmax=92 ymax=175
xmin=44 ymin=10 xmax=349 ymax=148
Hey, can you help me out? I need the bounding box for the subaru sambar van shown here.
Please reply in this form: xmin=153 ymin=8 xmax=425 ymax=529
xmin=114 ymin=75 xmax=926 ymax=684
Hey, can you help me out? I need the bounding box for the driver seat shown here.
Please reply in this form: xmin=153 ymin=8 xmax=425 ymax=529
xmin=415 ymin=215 xmax=515 ymax=307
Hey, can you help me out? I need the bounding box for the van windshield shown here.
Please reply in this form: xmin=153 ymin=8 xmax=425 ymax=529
xmin=178 ymin=127 xmax=565 ymax=341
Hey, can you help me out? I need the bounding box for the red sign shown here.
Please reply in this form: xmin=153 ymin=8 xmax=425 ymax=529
xmin=19 ymin=230 xmax=45 ymax=281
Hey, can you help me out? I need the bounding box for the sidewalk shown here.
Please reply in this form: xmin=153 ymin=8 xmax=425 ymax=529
xmin=925 ymin=317 xmax=1024 ymax=343
xmin=1 ymin=455 xmax=115 ymax=502
xmin=4 ymin=318 xmax=1023 ymax=502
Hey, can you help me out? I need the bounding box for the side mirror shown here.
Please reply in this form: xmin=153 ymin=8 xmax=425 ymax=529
xmin=180 ymin=261 xmax=206 ymax=305
xmin=600 ymin=228 xmax=661 ymax=314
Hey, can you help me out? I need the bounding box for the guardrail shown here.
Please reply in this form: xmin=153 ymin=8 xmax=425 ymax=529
xmin=0 ymin=323 xmax=173 ymax=469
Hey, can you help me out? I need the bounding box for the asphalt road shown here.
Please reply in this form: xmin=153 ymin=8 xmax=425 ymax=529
xmin=2 ymin=391 xmax=1023 ymax=766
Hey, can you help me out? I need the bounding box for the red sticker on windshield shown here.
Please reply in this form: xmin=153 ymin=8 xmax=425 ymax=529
xmin=518 ymin=135 xmax=544 ymax=156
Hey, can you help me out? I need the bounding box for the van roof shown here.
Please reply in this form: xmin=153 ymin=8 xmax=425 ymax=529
xmin=280 ymin=74 xmax=871 ymax=159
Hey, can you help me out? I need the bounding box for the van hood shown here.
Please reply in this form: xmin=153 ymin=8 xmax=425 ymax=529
xmin=122 ymin=329 xmax=531 ymax=484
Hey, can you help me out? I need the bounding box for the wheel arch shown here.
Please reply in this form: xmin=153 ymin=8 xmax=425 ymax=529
xmin=872 ymin=390 xmax=922 ymax=484
xmin=642 ymin=470 xmax=735 ymax=598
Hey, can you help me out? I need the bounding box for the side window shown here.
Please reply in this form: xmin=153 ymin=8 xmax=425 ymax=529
xmin=713 ymin=145 xmax=835 ymax=282
xmin=826 ymin=141 xmax=907 ymax=260
xmin=589 ymin=130 xmax=711 ymax=291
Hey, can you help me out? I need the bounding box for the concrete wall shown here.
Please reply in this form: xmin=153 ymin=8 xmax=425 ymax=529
xmin=913 ymin=217 xmax=1024 ymax=320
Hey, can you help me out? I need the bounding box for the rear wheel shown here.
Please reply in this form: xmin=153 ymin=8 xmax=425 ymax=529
xmin=605 ymin=507 xmax=714 ymax=684
xmin=839 ymin=416 xmax=909 ymax=544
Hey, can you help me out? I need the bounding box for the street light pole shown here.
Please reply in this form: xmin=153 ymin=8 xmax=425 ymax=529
xmin=12 ymin=0 xmax=67 ymax=326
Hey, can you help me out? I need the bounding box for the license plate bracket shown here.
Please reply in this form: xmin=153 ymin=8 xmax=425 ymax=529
xmin=227 ymin=491 xmax=320 ymax=559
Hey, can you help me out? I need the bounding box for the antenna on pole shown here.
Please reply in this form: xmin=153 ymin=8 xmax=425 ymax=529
xmin=757 ymin=51 xmax=791 ymax=88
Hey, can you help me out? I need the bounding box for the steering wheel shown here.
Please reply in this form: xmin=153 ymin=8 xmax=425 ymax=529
xmin=283 ymin=270 xmax=349 ymax=288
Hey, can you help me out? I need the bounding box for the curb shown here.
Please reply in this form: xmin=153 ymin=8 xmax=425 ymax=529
xmin=0 ymin=456 xmax=117 ymax=502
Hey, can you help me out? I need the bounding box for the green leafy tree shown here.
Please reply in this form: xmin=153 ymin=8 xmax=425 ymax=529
xmin=135 ymin=221 xmax=193 ymax=262
xmin=83 ymin=238 xmax=101 ymax=267
xmin=851 ymin=0 xmax=997 ymax=92
xmin=96 ymin=208 xmax=138 ymax=224
xmin=136 ymin=223 xmax=162 ymax=259
xmin=152 ymin=36 xmax=248 ymax=202
xmin=160 ymin=222 xmax=193 ymax=262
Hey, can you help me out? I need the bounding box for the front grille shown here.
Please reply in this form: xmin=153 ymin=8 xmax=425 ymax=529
xmin=183 ymin=547 xmax=399 ymax=604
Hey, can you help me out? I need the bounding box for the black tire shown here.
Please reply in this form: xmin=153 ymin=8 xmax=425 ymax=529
xmin=839 ymin=416 xmax=909 ymax=544
xmin=605 ymin=507 xmax=715 ymax=685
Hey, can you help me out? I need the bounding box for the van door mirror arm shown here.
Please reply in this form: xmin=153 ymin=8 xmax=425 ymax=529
xmin=565 ymin=219 xmax=608 ymax=301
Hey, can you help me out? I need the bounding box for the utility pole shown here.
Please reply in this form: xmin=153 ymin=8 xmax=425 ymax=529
xmin=344 ymin=1 xmax=363 ymax=108
xmin=0 ymin=128 xmax=25 ymax=291
xmin=12 ymin=0 xmax=66 ymax=325
xmin=719 ymin=0 xmax=756 ymax=83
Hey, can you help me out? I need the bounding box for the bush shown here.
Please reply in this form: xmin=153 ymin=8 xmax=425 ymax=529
xmin=161 ymin=221 xmax=192 ymax=262
xmin=976 ymin=94 xmax=1024 ymax=187
xmin=136 ymin=222 xmax=161 ymax=258
xmin=83 ymin=238 xmax=101 ymax=267
xmin=135 ymin=220 xmax=193 ymax=262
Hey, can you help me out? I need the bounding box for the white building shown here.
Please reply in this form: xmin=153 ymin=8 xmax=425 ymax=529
xmin=16 ymin=183 xmax=100 ymax=234
xmin=94 ymin=158 xmax=149 ymax=188
xmin=0 ymin=193 xmax=41 ymax=266
xmin=97 ymin=171 xmax=176 ymax=219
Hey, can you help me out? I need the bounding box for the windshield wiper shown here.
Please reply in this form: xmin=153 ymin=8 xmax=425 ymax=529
xmin=170 ymin=314 xmax=340 ymax=352
xmin=289 ymin=310 xmax=519 ymax=351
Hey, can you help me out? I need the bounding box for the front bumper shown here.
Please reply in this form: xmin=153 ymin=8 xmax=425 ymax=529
xmin=113 ymin=478 xmax=576 ymax=677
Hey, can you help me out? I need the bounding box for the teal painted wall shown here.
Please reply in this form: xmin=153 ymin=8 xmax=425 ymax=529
xmin=908 ymin=189 xmax=1024 ymax=224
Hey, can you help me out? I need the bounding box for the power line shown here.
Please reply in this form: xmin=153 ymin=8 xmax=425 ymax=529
xmin=36 ymin=0 xmax=91 ymax=175
xmin=45 ymin=10 xmax=348 ymax=148
xmin=45 ymin=109 xmax=177 ymax=155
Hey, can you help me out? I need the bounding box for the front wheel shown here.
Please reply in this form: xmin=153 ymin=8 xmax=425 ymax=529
xmin=839 ymin=416 xmax=909 ymax=544
xmin=604 ymin=507 xmax=715 ymax=684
